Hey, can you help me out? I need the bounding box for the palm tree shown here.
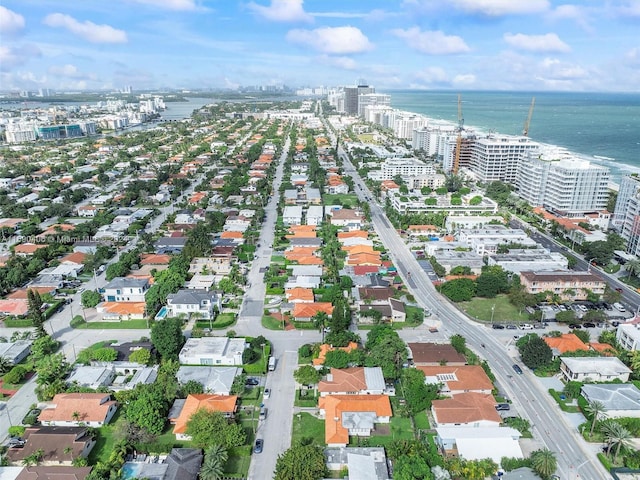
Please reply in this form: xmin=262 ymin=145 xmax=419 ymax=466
xmin=630 ymin=351 xmax=640 ymax=373
xmin=21 ymin=449 xmax=44 ymax=466
xmin=585 ymin=400 xmax=607 ymax=437
xmin=199 ymin=444 xmax=228 ymax=480
xmin=531 ymin=448 xmax=558 ymax=479
xmin=0 ymin=357 xmax=11 ymax=375
xmin=626 ymin=259 xmax=640 ymax=279
xmin=604 ymin=421 xmax=633 ymax=464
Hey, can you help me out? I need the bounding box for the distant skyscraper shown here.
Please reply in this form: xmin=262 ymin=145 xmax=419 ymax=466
xmin=358 ymin=93 xmax=391 ymax=116
xmin=343 ymin=82 xmax=374 ymax=115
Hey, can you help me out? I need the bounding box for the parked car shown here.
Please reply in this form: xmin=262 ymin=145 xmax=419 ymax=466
xmin=506 ymin=324 xmax=518 ymax=330
xmin=520 ymin=324 xmax=533 ymax=330
xmin=263 ymin=388 xmax=271 ymax=399
xmin=568 ymin=324 xmax=582 ymax=329
xmin=7 ymin=438 xmax=24 ymax=448
xmin=583 ymin=322 xmax=596 ymax=328
xmin=495 ymin=403 xmax=511 ymax=411
xmin=254 ymin=438 xmax=264 ymax=454
xmin=492 ymin=324 xmax=505 ymax=330
xmin=245 ymin=378 xmax=259 ymax=386
xmin=259 ymin=407 xmax=267 ymax=420
xmin=613 ymin=302 xmax=626 ymax=312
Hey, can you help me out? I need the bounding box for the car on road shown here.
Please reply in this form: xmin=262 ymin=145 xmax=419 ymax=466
xmin=568 ymin=323 xmax=582 ymax=329
xmin=253 ymin=438 xmax=264 ymax=454
xmin=492 ymin=324 xmax=505 ymax=329
xmin=512 ymin=364 xmax=524 ymax=375
xmin=583 ymin=322 xmax=596 ymax=328
xmin=259 ymin=407 xmax=267 ymax=420
xmin=263 ymin=388 xmax=270 ymax=399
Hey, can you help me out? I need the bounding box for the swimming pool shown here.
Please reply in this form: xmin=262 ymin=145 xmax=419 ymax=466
xmin=155 ymin=306 xmax=168 ymax=320
xmin=121 ymin=462 xmax=167 ymax=480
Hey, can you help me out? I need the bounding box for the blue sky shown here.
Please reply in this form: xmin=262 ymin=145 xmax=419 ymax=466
xmin=1 ymin=0 xmax=639 ymax=92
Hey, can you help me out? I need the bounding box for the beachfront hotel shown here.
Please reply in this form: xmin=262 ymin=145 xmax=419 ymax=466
xmin=613 ymin=174 xmax=640 ymax=256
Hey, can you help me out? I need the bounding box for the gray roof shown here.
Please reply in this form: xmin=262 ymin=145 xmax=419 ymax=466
xmin=164 ymin=448 xmax=203 ymax=480
xmin=155 ymin=237 xmax=187 ymax=246
xmin=363 ymin=367 xmax=386 ymax=392
xmin=168 ymin=399 xmax=186 ymax=420
xmin=167 ymin=288 xmax=217 ymax=305
xmin=581 ymin=384 xmax=640 ymax=412
xmin=104 ymin=277 xmax=149 ymax=289
xmin=342 ymin=411 xmax=376 ymax=430
xmin=176 ymin=366 xmax=240 ymax=394
xmin=324 ymin=447 xmax=389 ymax=480
xmin=289 ymin=237 xmax=323 ymax=248
xmin=561 ymin=357 xmax=632 ymax=375
xmin=66 ymin=365 xmax=114 ymax=387
xmin=0 ymin=340 xmax=32 ymax=362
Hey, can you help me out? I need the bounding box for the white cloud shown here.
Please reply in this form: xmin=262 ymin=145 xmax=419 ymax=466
xmin=391 ymin=27 xmax=470 ymax=55
xmin=129 ymin=0 xmax=198 ymax=10
xmin=43 ymin=13 xmax=128 ymax=44
xmin=504 ymin=33 xmax=571 ymax=53
xmin=447 ymin=0 xmax=549 ymax=16
xmin=48 ymin=64 xmax=97 ymax=80
xmin=247 ymin=0 xmax=313 ymax=22
xmin=0 ymin=44 xmax=41 ymax=71
xmin=318 ymin=55 xmax=357 ymax=70
xmin=539 ymin=57 xmax=587 ymax=80
xmin=286 ymin=26 xmax=373 ymax=54
xmin=414 ymin=66 xmax=449 ymax=84
xmin=453 ymin=74 xmax=476 ymax=85
xmin=0 ymin=6 xmax=25 ymax=35
xmin=617 ymin=1 xmax=640 ymax=17
xmin=547 ymin=4 xmax=592 ymax=30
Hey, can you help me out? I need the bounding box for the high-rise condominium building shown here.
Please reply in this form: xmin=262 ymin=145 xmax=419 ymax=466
xmin=357 ymin=93 xmax=391 ymax=116
xmin=613 ymin=174 xmax=640 ymax=256
xmin=343 ymin=82 xmax=374 ymax=115
xmin=469 ymin=134 xmax=539 ymax=183
xmin=516 ymin=148 xmax=610 ymax=216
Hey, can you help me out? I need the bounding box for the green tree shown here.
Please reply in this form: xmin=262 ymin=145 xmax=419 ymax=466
xmin=364 ymin=325 xmax=407 ymax=379
xmin=602 ymin=420 xmax=633 ymax=464
xmin=555 ymin=310 xmax=576 ymax=324
xmin=323 ymin=349 xmax=350 ymax=369
xmin=27 ymin=289 xmax=46 ymax=337
xmin=585 ymin=400 xmax=607 ymax=437
xmin=151 ymin=317 xmax=185 ymax=361
xmin=573 ymin=329 xmax=591 ymax=344
xmin=125 ymin=384 xmax=168 ymax=435
xmin=485 ymin=181 xmax=511 ymax=205
xmin=439 ymin=278 xmax=475 ymax=302
xmin=450 ymin=334 xmax=466 ymax=354
xmin=475 ymin=266 xmax=509 ymax=298
xmin=81 ymin=290 xmax=101 ymax=308
xmin=128 ymin=348 xmax=152 ymax=365
xmin=186 ymin=409 xmax=246 ymax=449
xmin=200 ymin=444 xmax=228 ymax=480
xmin=181 ymin=380 xmax=204 ymax=396
xmin=530 ymin=448 xmax=558 ymax=480
xmin=30 ymin=335 xmax=59 ymax=360
xmin=3 ymin=365 xmax=27 ymax=384
xmin=518 ymin=335 xmax=552 ymax=369
xmin=273 ymin=444 xmax=327 ymax=480
xmin=294 ymin=365 xmax=321 ymax=386
xmin=400 ymin=368 xmax=438 ymax=415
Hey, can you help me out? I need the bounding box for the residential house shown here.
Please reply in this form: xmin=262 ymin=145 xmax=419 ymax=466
xmin=407 ymin=343 xmax=467 ymax=366
xmin=324 ymin=447 xmax=391 ymax=480
xmin=431 ymin=392 xmax=502 ymax=428
xmin=140 ymin=253 xmax=172 ymax=266
xmin=103 ymin=277 xmax=149 ymax=302
xmin=318 ymin=395 xmax=392 ymax=447
xmin=170 ymin=394 xmax=238 ymax=440
xmin=543 ymin=334 xmax=589 ymax=356
xmin=292 ymin=302 xmax=333 ymax=322
xmin=0 ymin=299 xmax=29 ymax=317
xmin=176 ymin=366 xmax=240 ymax=395
xmin=122 ymin=448 xmax=203 ymax=480
xmin=73 ymin=241 xmax=100 ymax=254
xmin=358 ymin=299 xmax=406 ymax=324
xmin=155 ymin=236 xmax=188 ymax=254
xmin=6 ymin=427 xmax=96 ymax=466
xmin=38 ymin=393 xmax=117 ymax=427
xmin=59 ymin=251 xmax=86 ymax=268
xmin=166 ymin=289 xmax=221 ymax=320
xmin=65 ymin=365 xmax=115 ymax=390
xmin=283 ymin=206 xmax=303 ymax=226
xmin=560 ymin=357 xmax=632 ymax=383
xmin=15 ymin=466 xmax=93 ymax=480
xmin=285 ymin=287 xmax=315 ymax=303
xmin=97 ymin=302 xmax=146 ymax=321
xmin=581 ymin=384 xmax=640 ymax=419
xmin=76 ymin=205 xmax=98 ymax=217
xmin=14 ymin=243 xmax=48 ymax=256
xmin=519 ymin=271 xmax=606 ymax=301
xmin=189 ymin=256 xmax=232 ymax=275
xmin=179 ymin=337 xmax=246 ymax=366
xmin=330 ymin=209 xmax=363 ymax=230
xmin=418 ymin=365 xmax=494 ymax=396
xmin=318 ymin=367 xmax=387 ymax=396
xmin=435 ymin=427 xmax=523 ymax=463
xmin=306 ymin=205 xmax=324 ymax=226
xmin=0 ymin=340 xmax=32 ymax=365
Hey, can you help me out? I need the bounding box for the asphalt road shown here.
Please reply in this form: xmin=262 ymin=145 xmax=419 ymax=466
xmin=337 ymin=145 xmax=610 ymax=480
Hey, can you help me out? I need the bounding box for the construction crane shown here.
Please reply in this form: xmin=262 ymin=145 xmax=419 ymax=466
xmin=452 ymin=94 xmax=464 ymax=174
xmin=522 ymin=96 xmax=535 ymax=137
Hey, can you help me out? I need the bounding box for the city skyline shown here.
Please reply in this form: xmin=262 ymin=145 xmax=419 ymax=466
xmin=1 ymin=0 xmax=639 ymax=92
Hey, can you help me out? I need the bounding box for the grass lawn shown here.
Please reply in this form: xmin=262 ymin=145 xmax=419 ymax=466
xmin=413 ymin=411 xmax=430 ymax=430
xmin=357 ymin=417 xmax=414 ymax=447
xmin=404 ymin=306 xmax=425 ymax=327
xmin=294 ymin=389 xmax=318 ymax=407
xmin=226 ymin=446 xmax=252 ymax=478
xmin=291 ymin=412 xmax=325 ymax=446
xmin=89 ymin=410 xmax=122 ymax=464
xmin=262 ymin=315 xmax=286 ymax=330
xmin=604 ymin=263 xmax=621 ymax=274
xmin=74 ymin=320 xmax=150 ymax=329
xmin=458 ymin=294 xmax=528 ymax=323
xmin=322 ymin=193 xmax=359 ymax=206
xmin=195 ymin=313 xmax=236 ymax=330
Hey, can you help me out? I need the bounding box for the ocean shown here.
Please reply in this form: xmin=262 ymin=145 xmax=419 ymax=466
xmin=385 ymin=90 xmax=640 ymax=182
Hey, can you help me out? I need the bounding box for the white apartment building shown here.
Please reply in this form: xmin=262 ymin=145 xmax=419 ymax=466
xmin=380 ymin=158 xmax=437 ymax=180
xmin=358 ymin=93 xmax=391 ymax=117
xmin=458 ymin=225 xmax=536 ymax=256
xmin=617 ymin=324 xmax=640 ymax=351
xmin=613 ymin=174 xmax=640 ymax=256
xmin=469 ymin=134 xmax=539 ymax=183
xmin=363 ymin=105 xmax=394 ymax=124
xmin=412 ymin=123 xmax=457 ymax=161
